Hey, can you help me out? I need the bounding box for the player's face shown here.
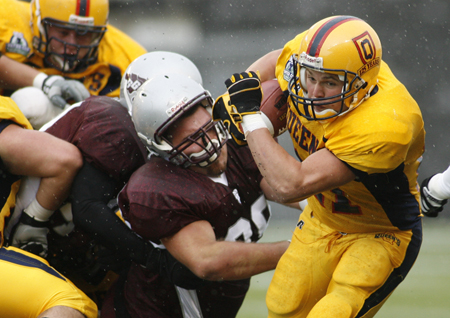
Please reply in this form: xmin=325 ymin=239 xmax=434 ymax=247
xmin=172 ymin=106 xmax=228 ymax=177
xmin=46 ymin=25 xmax=93 ymax=58
xmin=304 ymin=69 xmax=347 ymax=113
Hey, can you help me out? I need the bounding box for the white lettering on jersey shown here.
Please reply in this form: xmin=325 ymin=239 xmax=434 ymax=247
xmin=224 ymin=194 xmax=270 ymax=243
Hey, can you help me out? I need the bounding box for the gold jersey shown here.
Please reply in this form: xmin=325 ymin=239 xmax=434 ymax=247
xmin=276 ymin=33 xmax=425 ymax=234
xmin=0 ymin=0 xmax=147 ymax=97
xmin=0 ymin=96 xmax=32 ymax=246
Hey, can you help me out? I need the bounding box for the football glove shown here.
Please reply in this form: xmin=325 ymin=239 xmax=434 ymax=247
xmin=225 ymin=71 xmax=263 ymax=117
xmin=33 ymin=73 xmax=90 ymax=109
xmin=11 ymin=212 xmax=49 ymax=258
xmin=212 ymin=93 xmax=247 ymax=147
xmin=420 ymin=175 xmax=448 ymax=217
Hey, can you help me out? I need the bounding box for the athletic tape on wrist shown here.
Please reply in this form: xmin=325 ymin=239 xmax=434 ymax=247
xmin=242 ymin=113 xmax=267 ymax=137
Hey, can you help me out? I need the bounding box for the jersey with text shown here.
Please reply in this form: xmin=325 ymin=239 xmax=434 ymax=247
xmin=275 ymin=33 xmax=425 ymax=233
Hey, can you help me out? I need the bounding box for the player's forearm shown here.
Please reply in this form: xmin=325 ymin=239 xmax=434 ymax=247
xmin=428 ymin=165 xmax=450 ymax=200
xmin=193 ymin=240 xmax=289 ymax=281
xmin=246 ymin=129 xmax=307 ymax=203
xmin=0 ymin=55 xmax=40 ymax=89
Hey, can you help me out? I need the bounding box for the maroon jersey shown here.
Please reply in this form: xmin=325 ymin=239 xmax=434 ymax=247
xmin=41 ymin=96 xmax=148 ymax=297
xmin=118 ymin=143 xmax=270 ymax=318
xmin=44 ymin=96 xmax=147 ymax=184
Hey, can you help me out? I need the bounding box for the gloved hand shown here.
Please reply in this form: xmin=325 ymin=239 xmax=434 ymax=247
xmin=33 ymin=73 xmax=90 ymax=109
xmin=11 ymin=212 xmax=49 ymax=258
xmin=420 ymin=175 xmax=448 ymax=217
xmin=225 ymin=71 xmax=263 ymax=116
xmin=226 ymin=71 xmax=267 ymax=137
xmin=212 ymin=93 xmax=247 ymax=147
xmin=144 ymin=243 xmax=209 ymax=290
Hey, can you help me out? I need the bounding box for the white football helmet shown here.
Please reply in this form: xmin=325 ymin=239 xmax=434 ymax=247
xmin=119 ymin=51 xmax=203 ymax=114
xmin=131 ymin=73 xmax=228 ymax=168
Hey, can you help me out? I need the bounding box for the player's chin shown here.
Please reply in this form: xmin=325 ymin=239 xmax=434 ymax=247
xmin=206 ymin=145 xmax=228 ymax=177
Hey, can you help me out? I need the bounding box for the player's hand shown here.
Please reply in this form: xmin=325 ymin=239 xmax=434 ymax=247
xmin=212 ymin=94 xmax=247 ymax=147
xmin=420 ymin=176 xmax=448 ymax=217
xmin=225 ymin=71 xmax=263 ymax=118
xmin=33 ymin=73 xmax=90 ymax=109
xmin=11 ymin=212 xmax=49 ymax=258
xmin=144 ymin=243 xmax=209 ymax=289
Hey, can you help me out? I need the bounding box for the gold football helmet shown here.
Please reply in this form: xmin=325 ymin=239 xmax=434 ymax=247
xmin=31 ymin=0 xmax=109 ymax=73
xmin=288 ymin=16 xmax=382 ymax=121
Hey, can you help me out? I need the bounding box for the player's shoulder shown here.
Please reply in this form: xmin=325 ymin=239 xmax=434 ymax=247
xmin=275 ymin=31 xmax=308 ymax=92
xmin=81 ymin=95 xmax=127 ymax=114
xmin=0 ymin=96 xmax=32 ymax=129
xmin=0 ymin=0 xmax=33 ymax=59
xmin=98 ymin=24 xmax=146 ymax=66
xmin=0 ymin=0 xmax=29 ymax=19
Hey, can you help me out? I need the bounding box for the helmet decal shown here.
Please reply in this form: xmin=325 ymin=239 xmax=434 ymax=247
xmin=352 ymin=32 xmax=381 ymax=77
xmin=307 ymin=16 xmax=359 ymax=57
xmin=76 ymin=0 xmax=91 ymax=16
xmin=125 ymin=72 xmax=146 ymax=96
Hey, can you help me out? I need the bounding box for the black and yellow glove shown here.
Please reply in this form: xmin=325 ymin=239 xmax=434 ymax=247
xmin=226 ymin=71 xmax=263 ymax=117
xmin=212 ymin=71 xmax=264 ymax=147
xmin=212 ymin=93 xmax=247 ymax=147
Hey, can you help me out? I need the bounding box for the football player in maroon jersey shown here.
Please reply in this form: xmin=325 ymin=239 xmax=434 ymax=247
xmin=8 ymin=52 xmax=209 ymax=307
xmin=100 ymin=73 xmax=294 ymax=318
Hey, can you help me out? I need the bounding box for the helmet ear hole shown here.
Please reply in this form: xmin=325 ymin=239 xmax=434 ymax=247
xmin=299 ymin=68 xmax=308 ymax=92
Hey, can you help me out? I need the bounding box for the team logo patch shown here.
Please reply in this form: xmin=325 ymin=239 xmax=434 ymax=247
xmin=283 ymin=55 xmax=296 ymax=82
xmin=297 ymin=219 xmax=304 ymax=230
xmin=374 ymin=232 xmax=401 ymax=246
xmin=352 ymin=31 xmax=381 ymax=77
xmin=6 ymin=32 xmax=30 ymax=56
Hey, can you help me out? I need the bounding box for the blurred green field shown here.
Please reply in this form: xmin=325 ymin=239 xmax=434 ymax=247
xmin=237 ymin=217 xmax=450 ymax=318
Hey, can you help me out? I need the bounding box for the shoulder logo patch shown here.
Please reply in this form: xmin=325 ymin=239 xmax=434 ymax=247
xmin=6 ymin=32 xmax=30 ymax=56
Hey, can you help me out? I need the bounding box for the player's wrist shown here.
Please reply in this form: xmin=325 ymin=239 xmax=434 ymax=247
xmin=242 ymin=113 xmax=268 ymax=137
xmin=23 ymin=199 xmax=54 ymax=223
xmin=428 ymin=173 xmax=450 ymax=201
xmin=32 ymin=72 xmax=48 ymax=89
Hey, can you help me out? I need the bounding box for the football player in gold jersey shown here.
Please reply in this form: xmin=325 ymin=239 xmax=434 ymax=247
xmin=213 ymin=16 xmax=425 ymax=318
xmin=0 ymin=0 xmax=146 ymax=127
xmin=0 ymin=96 xmax=97 ymax=317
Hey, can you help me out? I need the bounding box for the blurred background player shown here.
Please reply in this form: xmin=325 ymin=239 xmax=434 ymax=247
xmin=100 ymin=73 xmax=295 ymax=318
xmin=0 ymin=0 xmax=146 ymax=128
xmin=7 ymin=51 xmax=209 ymax=307
xmin=213 ymin=15 xmax=424 ymax=318
xmin=0 ymin=95 xmax=97 ymax=317
xmin=420 ymin=166 xmax=450 ymax=217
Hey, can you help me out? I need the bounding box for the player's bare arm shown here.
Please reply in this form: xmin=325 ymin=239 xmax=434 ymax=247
xmin=0 ymin=55 xmax=40 ymax=90
xmin=0 ymin=124 xmax=82 ymax=209
xmin=245 ymin=49 xmax=282 ymax=82
xmin=246 ymin=129 xmax=355 ymax=203
xmin=161 ymin=220 xmax=289 ymax=281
